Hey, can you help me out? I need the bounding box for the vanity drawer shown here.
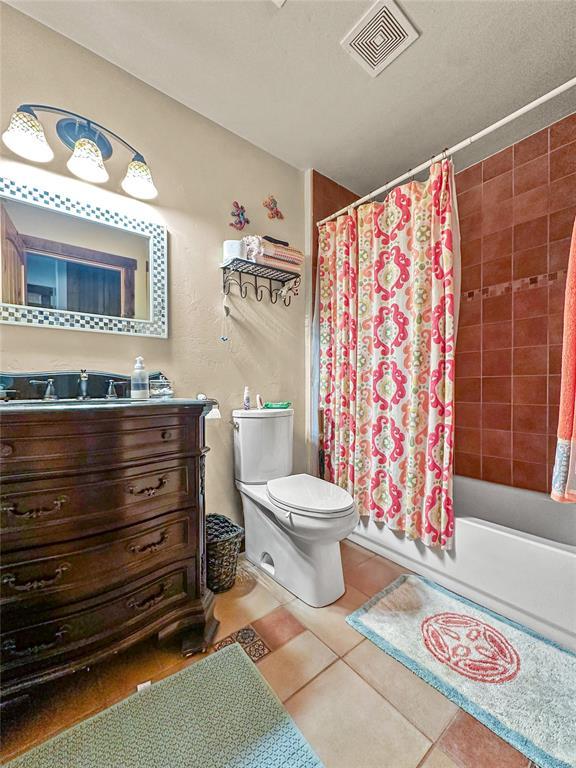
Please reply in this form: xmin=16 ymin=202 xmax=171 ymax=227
xmin=0 ymin=562 xmax=195 ymax=673
xmin=1 ymin=509 xmax=197 ymax=612
xmin=1 ymin=458 xmax=197 ymax=547
xmin=1 ymin=410 xmax=200 ymax=477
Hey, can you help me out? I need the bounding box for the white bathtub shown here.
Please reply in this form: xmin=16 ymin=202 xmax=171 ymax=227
xmin=348 ymin=476 xmax=576 ymax=650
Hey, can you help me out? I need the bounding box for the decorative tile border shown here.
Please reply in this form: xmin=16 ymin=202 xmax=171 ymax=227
xmin=0 ymin=176 xmax=168 ymax=337
xmin=213 ymin=625 xmax=271 ymax=663
xmin=462 ymin=269 xmax=566 ymax=303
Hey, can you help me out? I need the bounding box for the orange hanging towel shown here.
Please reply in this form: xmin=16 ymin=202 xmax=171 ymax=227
xmin=551 ymin=215 xmax=576 ymax=502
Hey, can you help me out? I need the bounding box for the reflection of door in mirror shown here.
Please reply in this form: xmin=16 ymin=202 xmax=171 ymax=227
xmin=1 ymin=203 xmax=25 ymax=305
xmin=1 ymin=203 xmax=136 ymax=318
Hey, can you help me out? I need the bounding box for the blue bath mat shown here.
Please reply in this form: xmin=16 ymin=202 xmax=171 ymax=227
xmin=347 ymin=574 xmax=576 ymax=768
xmin=6 ymin=644 xmax=322 ymax=768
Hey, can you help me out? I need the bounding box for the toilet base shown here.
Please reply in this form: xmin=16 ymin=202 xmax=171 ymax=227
xmin=239 ymin=490 xmax=347 ymax=608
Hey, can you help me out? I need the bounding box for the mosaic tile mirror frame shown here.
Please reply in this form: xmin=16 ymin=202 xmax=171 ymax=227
xmin=0 ymin=176 xmax=168 ymax=337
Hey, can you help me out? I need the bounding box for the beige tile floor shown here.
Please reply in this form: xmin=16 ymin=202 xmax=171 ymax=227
xmin=1 ymin=542 xmax=537 ymax=767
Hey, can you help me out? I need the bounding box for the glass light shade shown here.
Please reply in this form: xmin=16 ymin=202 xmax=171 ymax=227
xmin=2 ymin=110 xmax=54 ymax=163
xmin=121 ymin=159 xmax=158 ymax=200
xmin=67 ymin=137 xmax=109 ymax=183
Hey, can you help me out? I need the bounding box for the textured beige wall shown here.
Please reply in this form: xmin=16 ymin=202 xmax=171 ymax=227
xmin=0 ymin=5 xmax=306 ymax=523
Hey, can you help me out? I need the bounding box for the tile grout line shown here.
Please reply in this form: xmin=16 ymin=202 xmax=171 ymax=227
xmin=338 ymin=647 xmax=437 ymax=748
xmin=281 ymin=656 xmax=341 ymax=707
xmin=277 ymin=579 xmax=379 ymax=703
xmin=282 ymin=647 xmax=439 ymax=756
xmin=413 ymin=708 xmax=474 ymax=768
xmin=427 ymin=710 xmax=467 ymax=768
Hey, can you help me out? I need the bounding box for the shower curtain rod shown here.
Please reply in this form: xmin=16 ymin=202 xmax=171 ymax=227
xmin=317 ymin=76 xmax=576 ymax=226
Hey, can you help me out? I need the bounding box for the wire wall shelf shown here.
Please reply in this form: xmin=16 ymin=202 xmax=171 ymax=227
xmin=220 ymin=258 xmax=301 ymax=306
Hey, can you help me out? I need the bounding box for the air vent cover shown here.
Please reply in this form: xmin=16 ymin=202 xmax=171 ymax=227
xmin=341 ymin=0 xmax=419 ymax=77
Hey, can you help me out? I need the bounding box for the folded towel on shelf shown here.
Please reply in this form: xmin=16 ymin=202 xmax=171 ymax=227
xmin=243 ymin=235 xmax=303 ymax=275
xmin=265 ymin=244 xmax=303 ymax=263
xmin=243 ymin=235 xmax=303 ymax=263
xmin=256 ymin=256 xmax=301 ymax=275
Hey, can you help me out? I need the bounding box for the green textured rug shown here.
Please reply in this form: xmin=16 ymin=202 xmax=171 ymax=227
xmin=7 ymin=644 xmax=322 ymax=768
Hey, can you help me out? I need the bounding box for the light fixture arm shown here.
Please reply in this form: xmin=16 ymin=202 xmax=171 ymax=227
xmin=18 ymin=104 xmax=145 ymax=161
xmin=4 ymin=103 xmax=158 ymax=198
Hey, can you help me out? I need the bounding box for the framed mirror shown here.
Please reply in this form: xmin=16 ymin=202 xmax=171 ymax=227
xmin=0 ymin=177 xmax=167 ymax=337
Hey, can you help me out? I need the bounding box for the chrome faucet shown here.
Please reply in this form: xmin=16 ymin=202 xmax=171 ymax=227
xmin=77 ymin=369 xmax=89 ymax=400
xmin=106 ymin=379 xmax=128 ymax=399
xmin=29 ymin=378 xmax=58 ymax=401
xmin=106 ymin=379 xmax=118 ymax=399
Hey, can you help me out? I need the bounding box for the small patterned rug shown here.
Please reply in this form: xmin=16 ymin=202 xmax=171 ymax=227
xmin=6 ymin=644 xmax=322 ymax=768
xmin=347 ymin=575 xmax=576 ymax=768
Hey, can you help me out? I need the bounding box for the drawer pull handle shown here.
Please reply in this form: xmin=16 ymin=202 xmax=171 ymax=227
xmin=127 ymin=582 xmax=169 ymax=612
xmin=2 ymin=495 xmax=69 ymax=520
xmin=128 ymin=530 xmax=169 ymax=555
xmin=0 ymin=443 xmax=14 ymax=457
xmin=127 ymin=476 xmax=168 ymax=498
xmin=1 ymin=624 xmax=71 ymax=659
xmin=2 ymin=562 xmax=71 ymax=593
xmin=161 ymin=430 xmax=172 ymax=441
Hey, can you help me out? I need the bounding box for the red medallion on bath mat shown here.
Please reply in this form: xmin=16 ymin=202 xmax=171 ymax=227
xmin=421 ymin=612 xmax=520 ymax=683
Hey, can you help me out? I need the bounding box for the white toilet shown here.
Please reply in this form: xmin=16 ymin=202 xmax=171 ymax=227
xmin=233 ymin=408 xmax=358 ymax=607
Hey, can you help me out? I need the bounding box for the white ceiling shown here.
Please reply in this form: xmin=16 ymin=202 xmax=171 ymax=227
xmin=5 ymin=0 xmax=576 ymax=194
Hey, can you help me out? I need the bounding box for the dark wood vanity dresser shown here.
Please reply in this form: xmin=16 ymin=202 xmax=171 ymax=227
xmin=0 ymin=399 xmax=218 ymax=704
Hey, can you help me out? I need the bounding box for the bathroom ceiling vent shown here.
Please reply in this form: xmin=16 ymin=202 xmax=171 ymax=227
xmin=341 ymin=0 xmax=419 ymax=78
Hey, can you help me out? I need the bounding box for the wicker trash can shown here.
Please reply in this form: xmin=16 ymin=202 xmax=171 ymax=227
xmin=205 ymin=514 xmax=244 ymax=593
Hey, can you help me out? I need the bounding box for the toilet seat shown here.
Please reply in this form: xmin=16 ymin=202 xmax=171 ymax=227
xmin=266 ymin=474 xmax=354 ymax=518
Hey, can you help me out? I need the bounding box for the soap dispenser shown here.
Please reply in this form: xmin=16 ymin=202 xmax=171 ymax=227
xmin=131 ymin=356 xmax=149 ymax=400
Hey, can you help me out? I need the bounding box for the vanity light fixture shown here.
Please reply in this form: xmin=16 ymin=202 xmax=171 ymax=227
xmin=2 ymin=105 xmax=158 ymax=200
xmin=121 ymin=154 xmax=158 ymax=200
xmin=1 ymin=106 xmax=54 ymax=163
xmin=67 ymin=137 xmax=109 ymax=184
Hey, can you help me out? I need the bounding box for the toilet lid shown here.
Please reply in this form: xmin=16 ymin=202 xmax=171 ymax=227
xmin=267 ymin=474 xmax=354 ymax=515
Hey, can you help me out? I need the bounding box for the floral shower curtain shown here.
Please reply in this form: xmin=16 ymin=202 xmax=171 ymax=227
xmin=318 ymin=160 xmax=459 ymax=549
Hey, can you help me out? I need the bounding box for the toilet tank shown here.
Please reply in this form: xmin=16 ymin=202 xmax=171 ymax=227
xmin=233 ymin=408 xmax=293 ymax=483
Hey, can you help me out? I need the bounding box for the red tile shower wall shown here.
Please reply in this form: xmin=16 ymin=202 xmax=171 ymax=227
xmin=454 ymin=113 xmax=576 ymax=493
